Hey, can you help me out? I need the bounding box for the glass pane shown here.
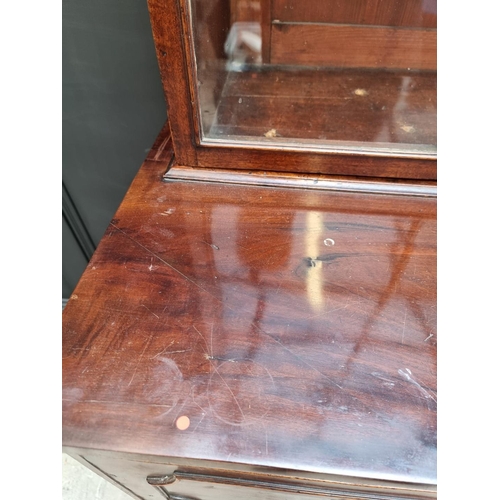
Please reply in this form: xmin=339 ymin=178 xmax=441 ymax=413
xmin=189 ymin=0 xmax=436 ymax=156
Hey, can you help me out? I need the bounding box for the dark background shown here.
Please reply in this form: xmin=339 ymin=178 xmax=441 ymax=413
xmin=62 ymin=0 xmax=167 ymax=299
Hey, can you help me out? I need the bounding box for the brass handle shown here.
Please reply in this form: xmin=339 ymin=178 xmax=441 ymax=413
xmin=147 ymin=473 xmax=176 ymax=486
xmin=146 ymin=474 xmax=200 ymax=500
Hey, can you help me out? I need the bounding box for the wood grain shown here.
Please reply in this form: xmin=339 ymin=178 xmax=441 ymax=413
xmin=195 ymin=67 xmax=436 ymax=179
xmin=261 ymin=0 xmax=272 ymax=63
xmin=146 ymin=121 xmax=173 ymax=162
xmin=147 ymin=0 xmax=199 ymax=165
xmin=209 ymin=68 xmax=436 ymax=147
xmin=194 ymin=146 xmax=436 ymax=180
xmin=272 ymin=0 xmax=437 ymax=28
xmin=271 ymin=23 xmax=436 ymax=70
xmin=63 ymin=131 xmax=437 ymax=491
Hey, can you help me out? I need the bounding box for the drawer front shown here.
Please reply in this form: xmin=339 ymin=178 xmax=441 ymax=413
xmin=147 ymin=470 xmax=435 ymax=500
xmin=65 ymin=449 xmax=436 ymax=500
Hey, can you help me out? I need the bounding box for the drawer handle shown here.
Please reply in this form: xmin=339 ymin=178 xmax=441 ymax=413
xmin=147 ymin=473 xmax=176 ymax=486
xmin=147 ymin=474 xmax=199 ymax=500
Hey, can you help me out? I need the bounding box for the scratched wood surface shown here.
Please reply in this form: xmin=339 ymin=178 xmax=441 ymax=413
xmin=62 ymin=135 xmax=437 ymax=488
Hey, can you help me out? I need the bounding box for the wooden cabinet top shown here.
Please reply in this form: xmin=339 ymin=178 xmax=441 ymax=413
xmin=62 ymin=131 xmax=436 ymax=490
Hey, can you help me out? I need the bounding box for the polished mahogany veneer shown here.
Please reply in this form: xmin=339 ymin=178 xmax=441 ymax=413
xmin=63 ymin=130 xmax=436 ymax=499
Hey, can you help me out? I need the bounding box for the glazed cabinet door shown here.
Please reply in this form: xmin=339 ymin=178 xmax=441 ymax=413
xmin=148 ymin=0 xmax=437 ymax=178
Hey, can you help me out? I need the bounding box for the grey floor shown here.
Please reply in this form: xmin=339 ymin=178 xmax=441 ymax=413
xmin=62 ymin=454 xmax=132 ymax=500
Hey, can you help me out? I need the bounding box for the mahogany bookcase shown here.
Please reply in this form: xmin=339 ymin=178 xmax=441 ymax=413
xmin=63 ymin=0 xmax=437 ymax=498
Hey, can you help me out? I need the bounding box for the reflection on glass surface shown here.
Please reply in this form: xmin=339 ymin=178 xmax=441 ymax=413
xmin=189 ymin=0 xmax=437 ymax=156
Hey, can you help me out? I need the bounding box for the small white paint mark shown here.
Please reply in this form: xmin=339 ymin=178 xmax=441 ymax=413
xmin=264 ymin=128 xmax=277 ymax=138
xmin=354 ymin=88 xmax=368 ymax=96
xmin=400 ymin=125 xmax=415 ymax=133
xmin=324 ymin=238 xmax=335 ymax=246
xmin=424 ymin=333 xmax=434 ymax=342
xmin=238 ymin=98 xmax=242 ymax=104
xmin=176 ymin=415 xmax=190 ymax=430
xmin=160 ymin=208 xmax=175 ymax=216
